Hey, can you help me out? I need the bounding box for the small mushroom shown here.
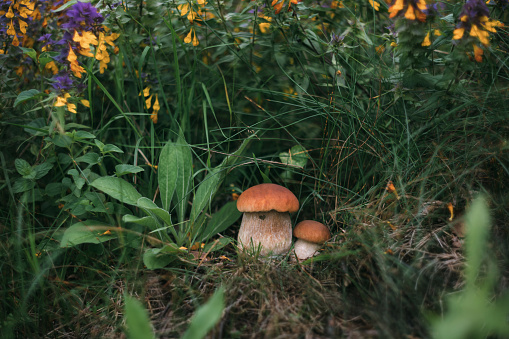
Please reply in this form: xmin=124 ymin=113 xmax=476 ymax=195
xmin=293 ymin=220 xmax=331 ymax=261
xmin=237 ymin=183 xmax=299 ymax=256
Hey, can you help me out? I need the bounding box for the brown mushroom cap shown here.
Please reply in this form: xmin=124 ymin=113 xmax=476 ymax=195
xmin=293 ymin=220 xmax=331 ymax=244
xmin=236 ymin=183 xmax=299 ymax=213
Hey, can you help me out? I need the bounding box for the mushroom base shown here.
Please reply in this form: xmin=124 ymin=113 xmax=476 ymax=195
xmin=237 ymin=211 xmax=292 ymax=256
xmin=293 ymin=239 xmax=321 ymax=261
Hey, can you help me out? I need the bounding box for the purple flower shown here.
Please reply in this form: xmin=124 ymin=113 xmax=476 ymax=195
xmin=61 ymin=1 xmax=104 ymax=31
xmin=460 ymin=0 xmax=490 ymax=22
xmin=52 ymin=74 xmax=74 ymax=91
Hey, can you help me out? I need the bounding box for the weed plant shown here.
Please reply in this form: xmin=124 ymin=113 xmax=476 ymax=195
xmin=1 ymin=0 xmax=508 ymax=337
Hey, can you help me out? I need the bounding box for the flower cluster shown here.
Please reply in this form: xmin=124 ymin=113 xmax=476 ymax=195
xmin=271 ymin=0 xmax=300 ymax=14
xmin=0 ymin=0 xmax=37 ymax=50
xmin=388 ymin=0 xmax=427 ymax=22
xmin=48 ymin=1 xmax=119 ymax=112
xmin=140 ymin=86 xmax=160 ymax=124
xmin=177 ymin=0 xmax=212 ymax=46
xmin=452 ymin=0 xmax=503 ymax=62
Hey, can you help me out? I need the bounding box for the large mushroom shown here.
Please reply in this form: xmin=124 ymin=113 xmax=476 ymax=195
xmin=293 ymin=220 xmax=331 ymax=261
xmin=236 ymin=183 xmax=299 ymax=256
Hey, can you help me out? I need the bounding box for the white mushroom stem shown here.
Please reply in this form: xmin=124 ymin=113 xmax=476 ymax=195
xmin=293 ymin=239 xmax=321 ymax=261
xmin=237 ymin=211 xmax=292 ymax=256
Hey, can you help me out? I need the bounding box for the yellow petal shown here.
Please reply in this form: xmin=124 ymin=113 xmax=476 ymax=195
xmin=452 ymin=27 xmax=464 ymax=40
xmin=80 ymin=99 xmax=90 ymax=107
xmin=404 ymin=6 xmax=415 ymax=20
xmin=421 ymin=31 xmax=431 ymax=46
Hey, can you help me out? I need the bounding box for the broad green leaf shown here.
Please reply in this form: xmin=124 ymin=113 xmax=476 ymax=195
xmin=75 ymin=153 xmax=101 ymax=165
xmin=201 ymin=201 xmax=241 ymax=241
xmin=115 ymin=164 xmax=144 ymax=176
xmin=137 ymin=197 xmax=172 ymax=226
xmin=73 ymin=130 xmax=96 ymax=140
xmin=122 ymin=214 xmax=159 ymax=229
xmin=52 ymin=0 xmax=78 ymax=12
xmin=190 ymin=168 xmax=222 ymax=224
xmin=14 ymin=89 xmax=41 ymax=107
xmin=90 ymin=176 xmax=141 ymax=205
xmin=103 ymin=144 xmax=123 ymax=153
xmin=60 ymin=220 xmax=117 ymax=247
xmin=279 ymin=145 xmax=308 ymax=168
xmin=34 ymin=162 xmax=53 ymax=179
xmin=49 ymin=134 xmax=73 ymax=148
xmin=143 ymin=247 xmax=177 ymax=269
xmin=19 ymin=47 xmax=37 ymax=61
xmin=181 ymin=288 xmax=225 ymax=339
xmin=190 ymin=136 xmax=253 ymax=222
xmin=158 ymin=130 xmax=193 ymax=221
xmin=464 ymin=196 xmax=490 ymax=287
xmin=15 ymin=158 xmax=32 ymax=177
xmin=12 ymin=178 xmax=35 ymax=193
xmin=124 ymin=296 xmax=156 ymax=339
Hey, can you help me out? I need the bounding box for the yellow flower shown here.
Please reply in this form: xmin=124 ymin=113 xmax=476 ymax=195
xmin=146 ymin=94 xmax=152 ymax=110
xmin=473 ymin=44 xmax=483 ymax=62
xmin=470 ymin=24 xmax=489 ymax=45
xmin=369 ymin=0 xmax=380 ymax=11
xmin=6 ymin=5 xmax=14 ymax=18
xmin=67 ymin=46 xmax=78 ymax=63
xmin=54 ymin=93 xmax=77 ymax=113
xmin=7 ymin=20 xmax=16 ymax=35
xmin=452 ymin=27 xmax=465 ymax=40
xmin=18 ymin=19 xmax=28 ymax=34
xmin=433 ymin=29 xmax=441 ymax=36
xmin=81 ymin=99 xmax=90 ymax=107
xmin=390 ymin=41 xmax=398 ymax=47
xmin=45 ymin=61 xmax=59 ymax=75
xmin=73 ymin=30 xmax=98 ymax=49
xmin=388 ymin=0 xmax=404 ymax=18
xmin=375 ymin=45 xmax=385 ymax=54
xmin=150 ymin=94 xmax=160 ymax=123
xmin=184 ymin=28 xmax=199 ymax=46
xmin=421 ymin=31 xmax=431 ymax=46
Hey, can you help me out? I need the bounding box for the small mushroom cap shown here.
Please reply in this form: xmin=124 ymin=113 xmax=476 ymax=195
xmin=236 ymin=183 xmax=299 ymax=213
xmin=293 ymin=220 xmax=331 ymax=244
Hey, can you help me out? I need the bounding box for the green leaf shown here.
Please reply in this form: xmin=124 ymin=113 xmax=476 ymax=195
xmin=201 ymin=201 xmax=241 ymax=241
xmin=34 ymin=162 xmax=53 ymax=179
xmin=181 ymin=288 xmax=225 ymax=339
xmin=158 ymin=131 xmax=193 ymax=221
xmin=90 ymin=176 xmax=142 ymax=205
xmin=115 ymin=164 xmax=144 ymax=176
xmin=52 ymin=0 xmax=78 ymax=12
xmin=190 ymin=136 xmax=253 ymax=222
xmin=75 ymin=153 xmax=101 ymax=165
xmin=122 ymin=215 xmax=159 ymax=229
xmin=103 ymin=144 xmax=123 ymax=153
xmin=60 ymin=220 xmax=117 ymax=247
xmin=73 ymin=130 xmax=96 ymax=140
xmin=12 ymin=178 xmax=35 ymax=193
xmin=15 ymin=158 xmax=32 ymax=176
xmin=49 ymin=134 xmax=73 ymax=148
xmin=143 ymin=247 xmax=177 ymax=269
xmin=279 ymin=145 xmax=308 ymax=168
xmin=14 ymin=89 xmax=41 ymax=107
xmin=464 ymin=196 xmax=491 ymax=287
xmin=137 ymin=197 xmax=172 ymax=226
xmin=190 ymin=168 xmax=222 ymax=224
xmin=19 ymin=47 xmax=37 ymax=61
xmin=124 ymin=296 xmax=156 ymax=339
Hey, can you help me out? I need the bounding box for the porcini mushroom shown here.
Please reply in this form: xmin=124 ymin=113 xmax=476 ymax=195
xmin=293 ymin=220 xmax=331 ymax=261
xmin=236 ymin=183 xmax=299 ymax=256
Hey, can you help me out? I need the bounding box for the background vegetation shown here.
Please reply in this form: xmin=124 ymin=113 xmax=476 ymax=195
xmin=1 ymin=0 xmax=508 ymax=337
